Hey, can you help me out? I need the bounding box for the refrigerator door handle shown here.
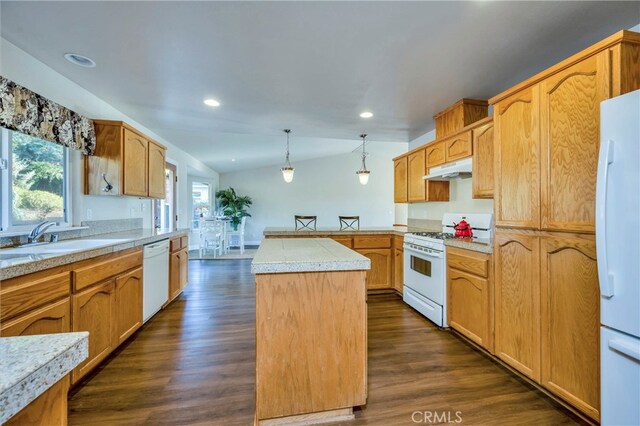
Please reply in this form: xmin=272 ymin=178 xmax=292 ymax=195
xmin=596 ymin=138 xmax=615 ymax=298
xmin=609 ymin=338 xmax=640 ymax=362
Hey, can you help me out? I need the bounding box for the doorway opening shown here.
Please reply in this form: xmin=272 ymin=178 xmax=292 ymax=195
xmin=153 ymin=162 xmax=178 ymax=232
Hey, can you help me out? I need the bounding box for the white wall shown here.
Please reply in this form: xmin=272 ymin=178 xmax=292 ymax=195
xmin=0 ymin=39 xmax=219 ymax=230
xmin=220 ymin=142 xmax=407 ymax=244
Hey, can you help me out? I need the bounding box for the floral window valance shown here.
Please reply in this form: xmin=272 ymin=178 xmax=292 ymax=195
xmin=0 ymin=76 xmax=96 ymax=155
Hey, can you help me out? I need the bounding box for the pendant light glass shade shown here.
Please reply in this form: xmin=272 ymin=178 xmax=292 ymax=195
xmin=356 ymin=133 xmax=370 ymax=185
xmin=280 ymin=129 xmax=294 ymax=183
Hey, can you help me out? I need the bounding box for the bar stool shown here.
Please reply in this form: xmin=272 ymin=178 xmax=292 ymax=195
xmin=339 ymin=216 xmax=360 ymax=230
xmin=295 ymin=215 xmax=317 ymax=231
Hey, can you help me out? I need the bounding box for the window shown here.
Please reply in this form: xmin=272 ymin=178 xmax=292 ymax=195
xmin=1 ymin=129 xmax=70 ymax=231
xmin=191 ymin=181 xmax=210 ymax=229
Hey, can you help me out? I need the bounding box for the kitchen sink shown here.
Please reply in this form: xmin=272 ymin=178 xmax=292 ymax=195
xmin=0 ymin=239 xmax=131 ymax=255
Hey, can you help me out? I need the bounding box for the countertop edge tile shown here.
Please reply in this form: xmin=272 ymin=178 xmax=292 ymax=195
xmin=444 ymin=238 xmax=493 ymax=254
xmin=0 ymin=332 xmax=89 ymax=424
xmin=0 ymin=229 xmax=190 ymax=280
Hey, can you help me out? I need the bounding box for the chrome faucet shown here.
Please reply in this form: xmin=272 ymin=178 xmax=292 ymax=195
xmin=27 ymin=221 xmax=59 ymax=244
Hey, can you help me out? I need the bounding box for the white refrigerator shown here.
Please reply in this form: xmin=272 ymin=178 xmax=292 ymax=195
xmin=597 ymin=89 xmax=640 ymax=425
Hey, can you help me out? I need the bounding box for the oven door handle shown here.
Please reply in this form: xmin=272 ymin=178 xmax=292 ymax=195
xmin=404 ymin=245 xmax=444 ymax=259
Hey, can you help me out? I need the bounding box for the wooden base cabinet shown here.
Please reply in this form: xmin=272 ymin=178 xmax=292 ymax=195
xmin=1 ymin=298 xmax=70 ymax=337
xmin=494 ymin=232 xmax=541 ymax=381
xmin=170 ymin=238 xmax=189 ymax=301
xmin=72 ymin=280 xmax=117 ymax=384
xmin=446 ymin=247 xmax=493 ymax=352
xmin=115 ymin=267 xmax=143 ymax=345
xmin=356 ymin=249 xmax=392 ymax=290
xmin=541 ymin=236 xmax=600 ymax=420
xmin=495 ymin=231 xmax=600 ymax=420
xmin=393 ymin=248 xmax=403 ymax=293
xmin=4 ymin=376 xmax=69 ymax=426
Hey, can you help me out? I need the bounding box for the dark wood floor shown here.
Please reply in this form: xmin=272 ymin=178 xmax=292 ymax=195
xmin=69 ymin=259 xmax=583 ymax=425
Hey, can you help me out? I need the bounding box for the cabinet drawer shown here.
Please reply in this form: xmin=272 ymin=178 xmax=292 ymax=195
xmin=447 ymin=246 xmax=489 ymax=278
xmin=170 ymin=237 xmax=182 ymax=252
xmin=331 ymin=236 xmax=353 ymax=248
xmin=73 ymin=250 xmax=143 ymax=292
xmin=353 ymin=236 xmax=392 ymax=249
xmin=1 ymin=272 xmax=70 ymax=322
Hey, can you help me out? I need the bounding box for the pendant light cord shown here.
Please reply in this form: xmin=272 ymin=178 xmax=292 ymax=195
xmin=359 ymin=133 xmax=367 ymax=172
xmin=284 ymin=129 xmax=292 ymax=168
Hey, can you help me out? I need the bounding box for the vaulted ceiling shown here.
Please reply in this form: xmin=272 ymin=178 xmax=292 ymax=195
xmin=1 ymin=1 xmax=637 ymax=172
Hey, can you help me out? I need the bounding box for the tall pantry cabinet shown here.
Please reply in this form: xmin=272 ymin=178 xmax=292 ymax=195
xmin=490 ymin=30 xmax=640 ymax=422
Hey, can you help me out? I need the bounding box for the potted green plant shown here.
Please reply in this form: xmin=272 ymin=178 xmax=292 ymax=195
xmin=215 ymin=187 xmax=252 ymax=231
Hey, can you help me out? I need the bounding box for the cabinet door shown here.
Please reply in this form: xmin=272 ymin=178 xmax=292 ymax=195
xmin=0 ymin=298 xmax=70 ymax=337
xmin=407 ymin=149 xmax=426 ymax=202
xmin=540 ymin=51 xmax=611 ymax=233
xmin=357 ymin=249 xmax=392 ymax=289
xmin=169 ymin=250 xmax=182 ymax=301
xmin=331 ymin=236 xmax=353 ymax=248
xmin=494 ymin=86 xmax=541 ymax=229
xmin=444 ymin=130 xmax=472 ymax=162
xmin=472 ymin=122 xmax=494 ymax=199
xmin=494 ymin=232 xmax=540 ymax=381
xmin=393 ymin=157 xmax=408 ymax=203
xmin=447 ymin=268 xmax=491 ymax=350
xmin=148 ymin=141 xmax=166 ymax=199
xmin=115 ymin=267 xmax=143 ymax=345
xmin=393 ymin=248 xmax=403 ymax=292
xmin=123 ymin=128 xmax=149 ymax=197
xmin=179 ymin=248 xmax=189 ymax=291
xmin=425 ymin=141 xmax=445 ymax=170
xmin=541 ymin=236 xmax=600 ymax=420
xmin=72 ymin=280 xmax=117 ymax=384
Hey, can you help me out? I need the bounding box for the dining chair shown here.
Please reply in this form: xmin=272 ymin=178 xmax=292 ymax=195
xmin=226 ymin=216 xmax=247 ymax=254
xmin=295 ymin=215 xmax=317 ymax=231
xmin=199 ymin=219 xmax=224 ymax=258
xmin=339 ymin=216 xmax=360 ymax=231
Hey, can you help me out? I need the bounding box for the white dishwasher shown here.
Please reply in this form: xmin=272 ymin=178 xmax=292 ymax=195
xmin=143 ymin=239 xmax=170 ymax=323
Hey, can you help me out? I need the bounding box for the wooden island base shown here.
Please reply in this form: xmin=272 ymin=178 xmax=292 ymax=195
xmin=252 ymin=238 xmax=370 ymax=425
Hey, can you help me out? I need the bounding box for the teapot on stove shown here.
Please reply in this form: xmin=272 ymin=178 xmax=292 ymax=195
xmin=453 ymin=218 xmax=473 ymax=238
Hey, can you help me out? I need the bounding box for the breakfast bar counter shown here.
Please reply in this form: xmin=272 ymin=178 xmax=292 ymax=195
xmin=251 ymin=238 xmax=370 ymax=425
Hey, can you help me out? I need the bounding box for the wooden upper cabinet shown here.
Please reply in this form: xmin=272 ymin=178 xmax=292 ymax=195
xmin=540 ymin=236 xmax=600 ymax=420
xmin=148 ymin=141 xmax=166 ymax=199
xmin=443 ymin=130 xmax=472 ymax=162
xmin=472 ymin=122 xmax=494 ymax=199
xmin=123 ymin=128 xmax=149 ymax=197
xmin=425 ymin=141 xmax=445 ymax=170
xmin=407 ymin=149 xmax=426 ymax=202
xmin=393 ymin=156 xmax=408 ymax=203
xmin=434 ymin=99 xmax=488 ymax=138
xmin=540 ymin=51 xmax=611 ymax=233
xmin=493 ymin=85 xmax=541 ymax=229
xmin=85 ymin=121 xmax=166 ymax=198
xmin=494 ymin=231 xmax=540 ymax=381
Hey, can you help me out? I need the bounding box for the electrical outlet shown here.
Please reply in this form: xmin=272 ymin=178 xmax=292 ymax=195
xmin=130 ymin=208 xmax=136 ymax=217
xmin=141 ymin=202 xmax=146 ymax=212
xmin=86 ymin=209 xmax=93 ymax=220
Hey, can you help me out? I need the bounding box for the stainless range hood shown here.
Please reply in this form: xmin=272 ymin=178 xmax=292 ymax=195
xmin=423 ymin=157 xmax=472 ymax=181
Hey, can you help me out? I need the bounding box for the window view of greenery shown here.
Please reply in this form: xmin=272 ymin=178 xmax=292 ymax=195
xmin=11 ymin=131 xmax=66 ymax=225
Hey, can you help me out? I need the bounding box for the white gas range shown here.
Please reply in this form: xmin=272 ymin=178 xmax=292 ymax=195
xmin=403 ymin=213 xmax=493 ymax=327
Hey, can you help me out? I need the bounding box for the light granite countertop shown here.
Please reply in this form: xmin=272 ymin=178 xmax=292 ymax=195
xmin=252 ymin=238 xmax=371 ymax=274
xmin=0 ymin=228 xmax=190 ymax=281
xmin=0 ymin=332 xmax=89 ymax=423
xmin=263 ymin=224 xmax=441 ymax=237
xmin=444 ymin=238 xmax=493 ymax=254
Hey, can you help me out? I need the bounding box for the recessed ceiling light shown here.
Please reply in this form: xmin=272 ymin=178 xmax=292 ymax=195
xmin=360 ymin=111 xmax=373 ymax=118
xmin=64 ymin=53 xmax=96 ymax=68
xmin=204 ymin=98 xmax=221 ymax=107
xmin=231 ymin=158 xmax=236 ymax=162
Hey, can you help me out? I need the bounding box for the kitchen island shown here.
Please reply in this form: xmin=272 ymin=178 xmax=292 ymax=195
xmin=251 ymin=238 xmax=370 ymax=425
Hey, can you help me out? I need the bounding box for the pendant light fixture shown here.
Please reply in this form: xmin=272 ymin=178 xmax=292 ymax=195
xmin=280 ymin=129 xmax=294 ymax=183
xmin=356 ymin=133 xmax=370 ymax=185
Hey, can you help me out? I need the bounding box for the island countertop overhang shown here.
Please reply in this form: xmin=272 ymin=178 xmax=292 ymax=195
xmin=251 ymin=238 xmax=371 ymax=274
